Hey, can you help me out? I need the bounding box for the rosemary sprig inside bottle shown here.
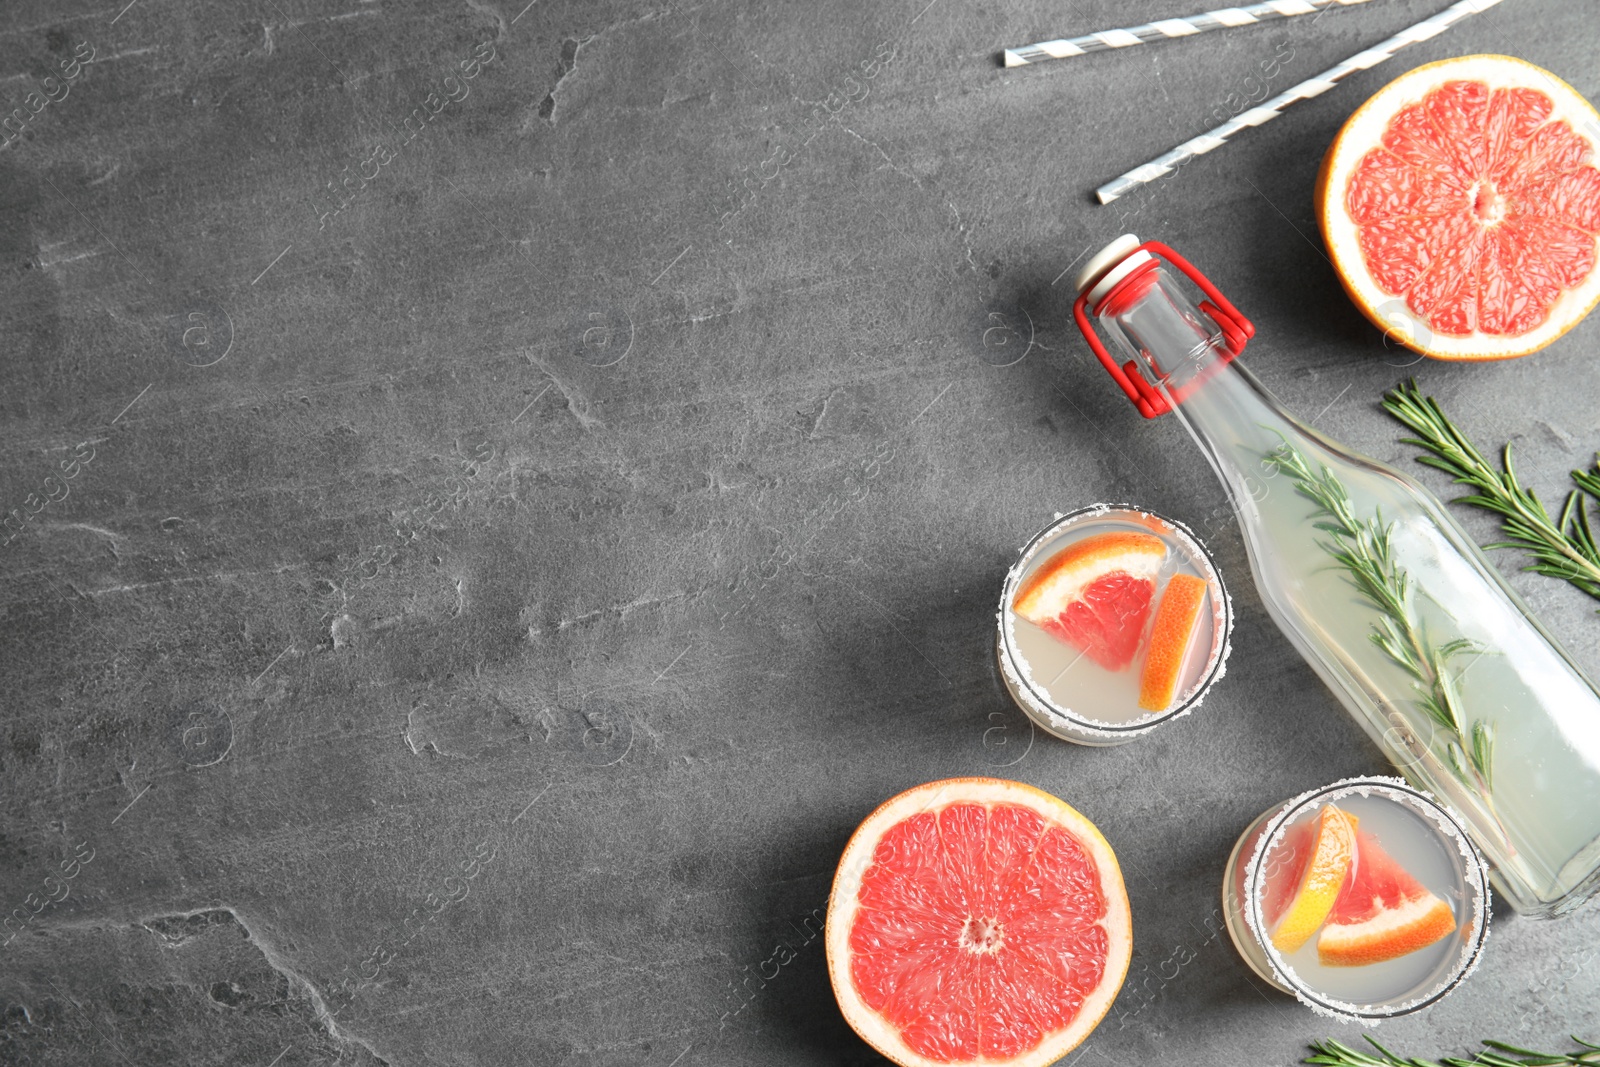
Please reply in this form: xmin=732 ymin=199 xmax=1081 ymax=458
xmin=1307 ymin=1034 xmax=1600 ymax=1067
xmin=1263 ymin=441 xmax=1493 ymax=789
xmin=1382 ymin=379 xmax=1600 ymax=606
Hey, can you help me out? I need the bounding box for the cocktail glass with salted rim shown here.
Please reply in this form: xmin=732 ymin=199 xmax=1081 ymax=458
xmin=997 ymin=504 xmax=1231 ymax=745
xmin=1222 ymin=776 xmax=1489 ymax=1021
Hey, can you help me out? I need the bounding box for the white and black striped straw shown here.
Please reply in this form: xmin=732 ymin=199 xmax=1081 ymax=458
xmin=1002 ymin=0 xmax=1373 ymax=68
xmin=1095 ymin=0 xmax=1505 ymax=204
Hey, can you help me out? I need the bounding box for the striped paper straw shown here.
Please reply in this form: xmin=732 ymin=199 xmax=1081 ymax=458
xmin=1003 ymin=0 xmax=1372 ymax=68
xmin=1095 ymin=0 xmax=1505 ymax=203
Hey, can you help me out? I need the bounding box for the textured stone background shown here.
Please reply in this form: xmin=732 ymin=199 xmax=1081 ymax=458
xmin=2 ymin=0 xmax=1598 ymax=1064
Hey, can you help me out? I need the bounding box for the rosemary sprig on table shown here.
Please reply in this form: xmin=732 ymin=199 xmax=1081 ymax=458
xmin=1263 ymin=441 xmax=1492 ymax=789
xmin=1382 ymin=379 xmax=1600 ymax=606
xmin=1307 ymin=1035 xmax=1600 ymax=1067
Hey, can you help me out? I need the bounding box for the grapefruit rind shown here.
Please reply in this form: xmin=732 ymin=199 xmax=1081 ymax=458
xmin=1137 ymin=573 xmax=1208 ymax=712
xmin=1318 ymin=894 xmax=1458 ymax=967
xmin=826 ymin=778 xmax=1132 ymax=1067
xmin=1268 ymin=805 xmax=1357 ymax=955
xmin=1316 ymin=55 xmax=1600 ymax=360
xmin=1011 ymin=531 xmax=1166 ymax=624
xmin=1316 ymin=827 xmax=1459 ymax=967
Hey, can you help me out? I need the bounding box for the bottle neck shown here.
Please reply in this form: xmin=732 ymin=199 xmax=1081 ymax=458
xmin=1165 ymin=354 xmax=1306 ymax=515
xmin=1096 ymin=266 xmax=1312 ymax=502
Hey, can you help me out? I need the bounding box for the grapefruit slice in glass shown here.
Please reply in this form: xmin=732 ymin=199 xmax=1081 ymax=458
xmin=1137 ymin=573 xmax=1208 ymax=711
xmin=827 ymin=778 xmax=1132 ymax=1067
xmin=1317 ymin=55 xmax=1600 ymax=360
xmin=1011 ymin=531 xmax=1166 ymax=671
xmin=1317 ymin=828 xmax=1457 ymax=967
xmin=1266 ymin=804 xmax=1358 ymax=955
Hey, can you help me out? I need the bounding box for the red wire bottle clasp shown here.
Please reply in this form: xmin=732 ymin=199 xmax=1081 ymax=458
xmin=1072 ymin=241 xmax=1255 ymax=419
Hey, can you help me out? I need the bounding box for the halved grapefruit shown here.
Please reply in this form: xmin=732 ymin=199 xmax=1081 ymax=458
xmin=1012 ymin=531 xmax=1166 ymax=671
xmin=1317 ymin=829 xmax=1457 ymax=967
xmin=1317 ymin=55 xmax=1600 ymax=360
xmin=827 ymin=778 xmax=1132 ymax=1067
xmin=1137 ymin=573 xmax=1208 ymax=712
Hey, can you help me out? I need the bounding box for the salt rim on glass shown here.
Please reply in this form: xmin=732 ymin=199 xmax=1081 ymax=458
xmin=1239 ymin=775 xmax=1491 ymax=1024
xmin=996 ymin=503 xmax=1233 ymax=746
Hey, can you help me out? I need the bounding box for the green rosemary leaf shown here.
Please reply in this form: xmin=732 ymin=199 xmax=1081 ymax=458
xmin=1270 ymin=440 xmax=1489 ymax=792
xmin=1562 ymin=495 xmax=1600 ymax=593
xmin=1411 ymin=451 xmax=1472 ymax=477
xmin=1306 ymin=1038 xmax=1401 ymax=1066
xmin=1306 ymin=1036 xmax=1600 ymax=1067
xmin=1304 ymin=1041 xmax=1373 ymax=1066
xmin=1501 ymin=443 xmax=1523 ymax=493
xmin=1382 ymin=380 xmax=1600 ymax=609
xmin=1420 ymin=699 xmax=1457 ymax=736
xmin=1472 ymin=721 xmax=1495 ymax=791
xmin=1370 ymin=630 xmax=1409 ymax=671
xmin=1457 ymin=493 xmax=1517 ymax=512
xmin=1531 ymin=563 xmax=1590 ymax=580
xmin=1572 ymin=461 xmax=1600 ymax=500
xmin=1567 ymin=493 xmax=1598 ymax=548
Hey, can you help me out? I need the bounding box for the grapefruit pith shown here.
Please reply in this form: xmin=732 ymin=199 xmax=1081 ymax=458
xmin=1316 ymin=55 xmax=1600 ymax=360
xmin=1011 ymin=531 xmax=1166 ymax=671
xmin=826 ymin=778 xmax=1132 ymax=1067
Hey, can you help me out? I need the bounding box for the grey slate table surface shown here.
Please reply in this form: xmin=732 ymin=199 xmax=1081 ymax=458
xmin=3 ymin=0 xmax=1599 ymax=1064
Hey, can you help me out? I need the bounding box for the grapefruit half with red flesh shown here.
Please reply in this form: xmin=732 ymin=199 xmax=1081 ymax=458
xmin=1317 ymin=829 xmax=1457 ymax=966
xmin=827 ymin=778 xmax=1132 ymax=1067
xmin=1317 ymin=55 xmax=1600 ymax=360
xmin=1011 ymin=531 xmax=1166 ymax=671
